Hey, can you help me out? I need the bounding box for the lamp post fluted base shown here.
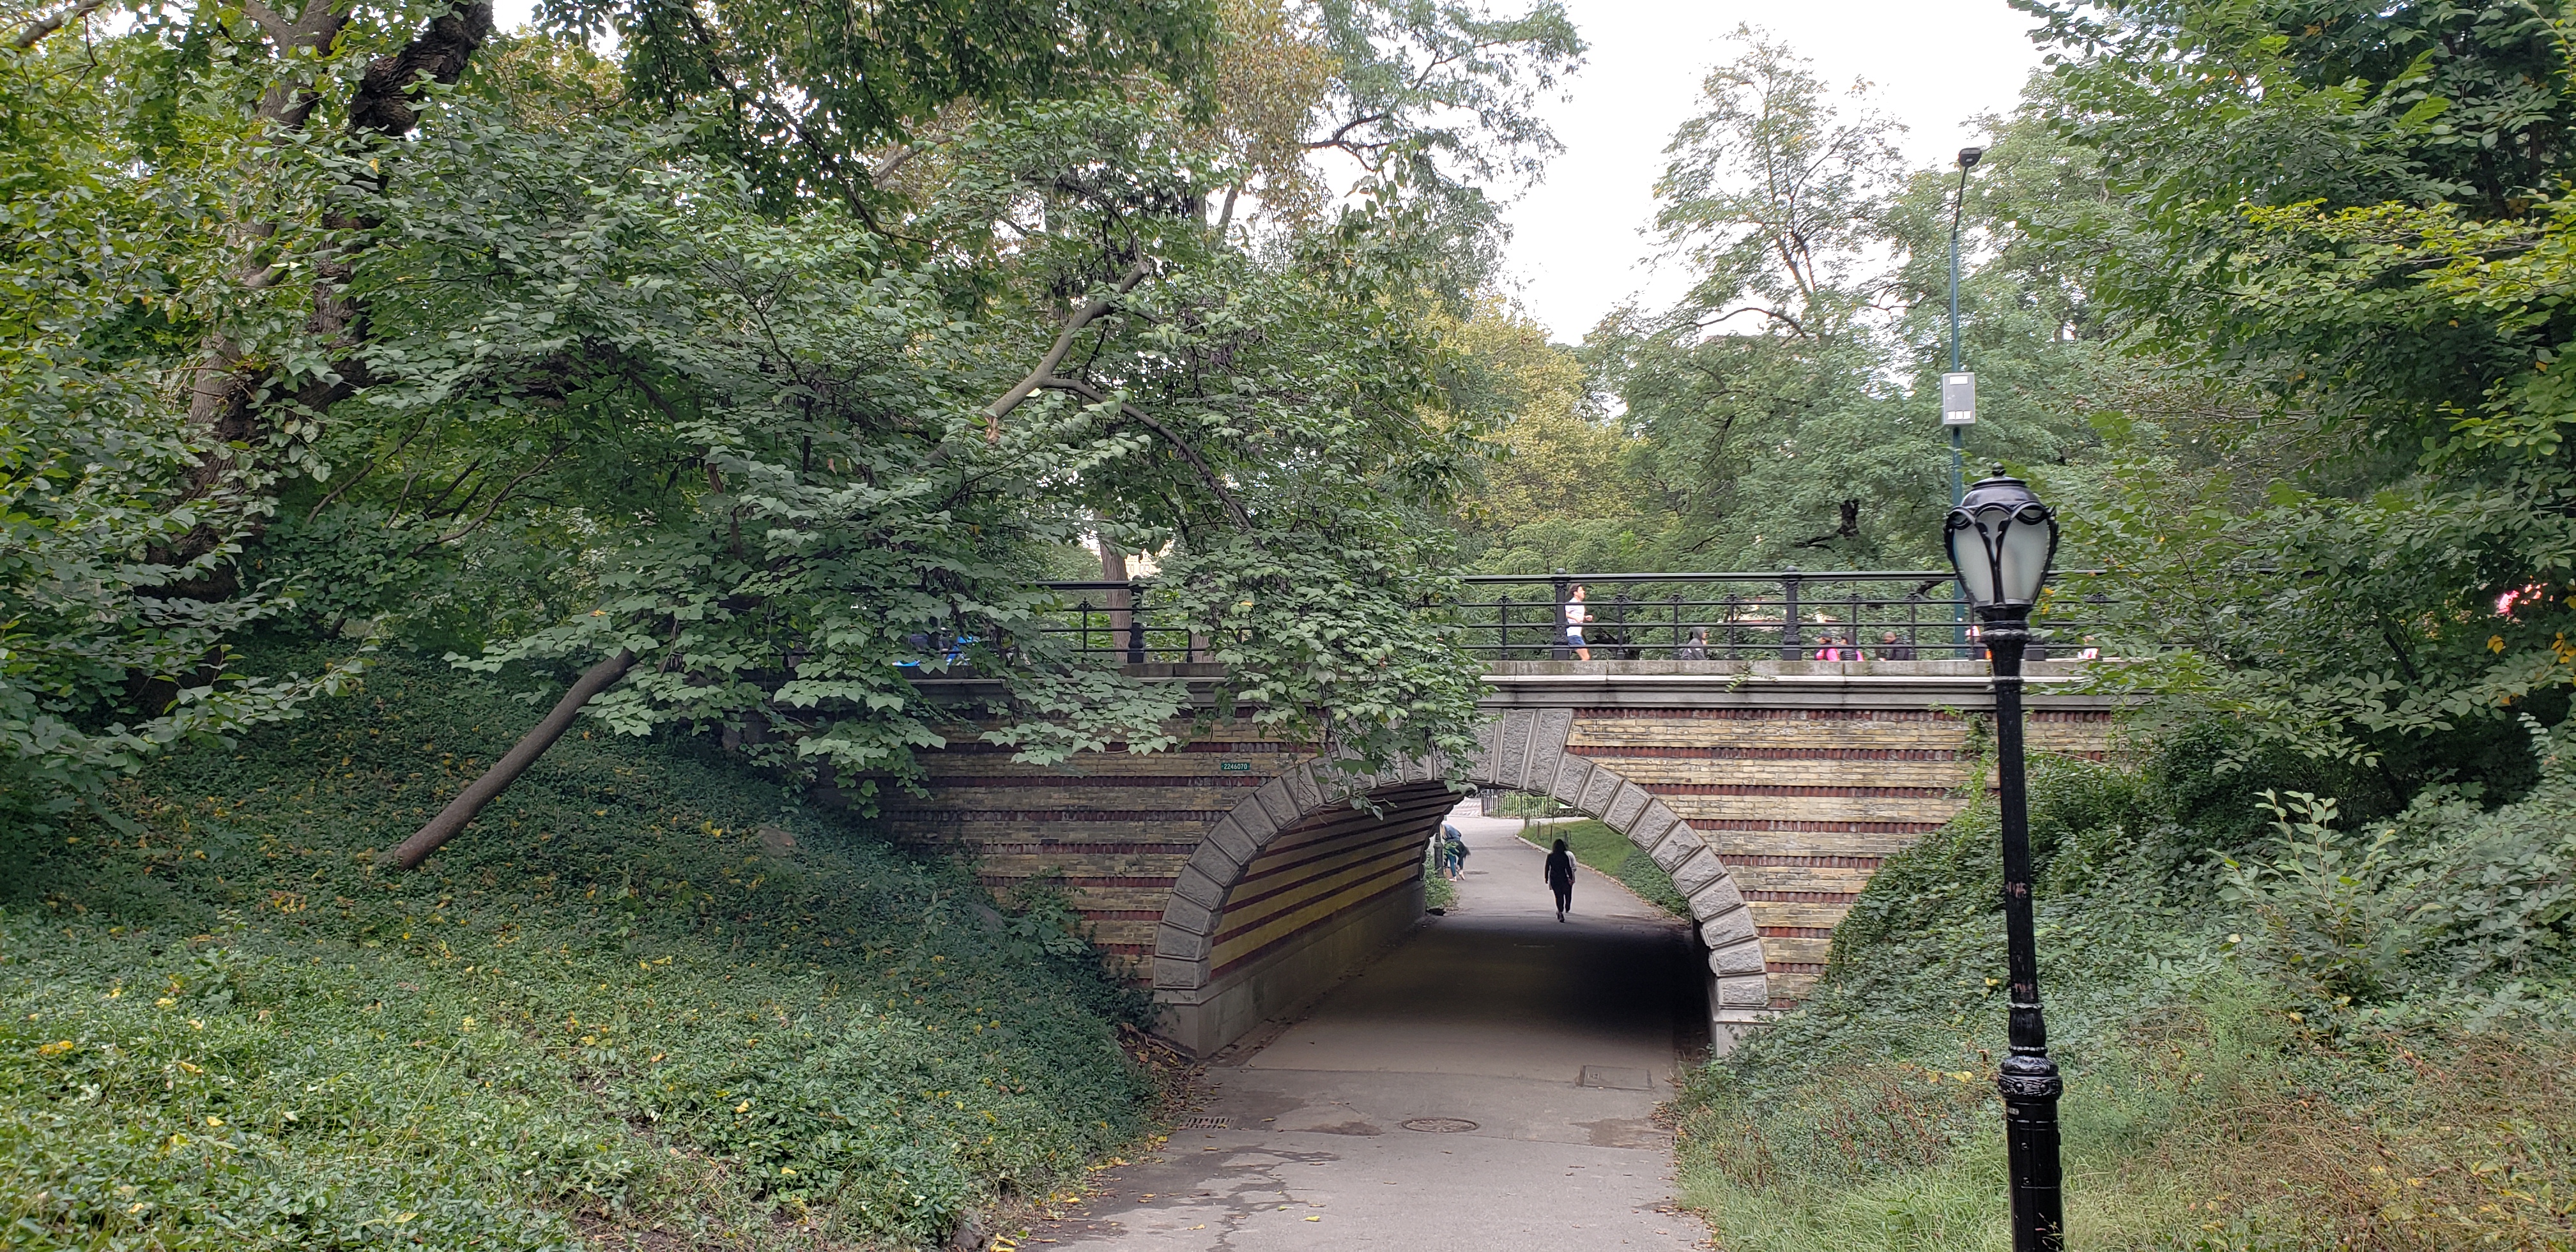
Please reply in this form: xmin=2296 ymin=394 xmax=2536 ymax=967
xmin=1998 ymin=1052 xmax=2065 ymax=1251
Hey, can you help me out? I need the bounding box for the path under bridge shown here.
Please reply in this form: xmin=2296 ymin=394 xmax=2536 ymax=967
xmin=843 ymin=571 xmax=2123 ymax=1055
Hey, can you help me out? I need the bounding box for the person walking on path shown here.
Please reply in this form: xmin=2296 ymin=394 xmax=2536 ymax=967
xmin=1544 ymin=837 xmax=1577 ymax=922
xmin=1441 ymin=823 xmax=1470 ymax=881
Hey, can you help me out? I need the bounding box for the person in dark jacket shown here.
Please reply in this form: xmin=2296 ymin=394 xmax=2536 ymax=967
xmin=1544 ymin=838 xmax=1576 ymax=922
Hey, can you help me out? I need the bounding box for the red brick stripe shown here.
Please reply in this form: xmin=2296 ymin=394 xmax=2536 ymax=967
xmin=950 ymin=841 xmax=1202 ymax=855
xmin=921 ymin=741 xmax=1314 ymax=754
xmin=1571 ymin=745 xmax=1961 ymax=761
xmin=1077 ymin=910 xmax=1167 ymax=922
xmin=1577 ymin=708 xmax=1963 ymax=722
xmin=976 ymin=874 xmax=1177 ymax=889
xmin=1765 ymin=961 xmax=1828 ymax=974
xmin=889 ymin=811 xmax=1231 ymax=825
xmin=930 ymin=775 xmax=1266 ymax=788
xmin=1647 ymin=782 xmax=1952 ymax=798
xmin=1690 ymin=818 xmax=1945 ymax=834
xmin=1230 ymin=794 xmax=1457 ymax=889
xmin=1742 ymin=889 xmax=1859 ymax=904
xmin=1216 ymin=843 xmax=1426 ymax=935
xmin=1211 ymin=874 xmax=1420 ymax=979
xmin=1231 ymin=823 xmax=1428 ymax=897
xmin=1758 ymin=926 xmax=1838 ymax=939
xmin=1722 ymin=854 xmax=1883 ymax=869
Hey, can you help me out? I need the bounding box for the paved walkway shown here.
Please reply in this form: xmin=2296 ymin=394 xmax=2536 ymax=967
xmin=1027 ymin=802 xmax=1708 ymax=1250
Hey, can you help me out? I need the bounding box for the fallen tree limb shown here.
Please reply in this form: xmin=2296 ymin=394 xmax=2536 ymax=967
xmin=381 ymin=648 xmax=634 ymax=870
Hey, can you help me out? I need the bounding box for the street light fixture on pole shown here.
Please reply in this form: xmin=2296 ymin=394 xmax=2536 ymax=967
xmin=1944 ymin=466 xmax=2065 ymax=1252
xmin=1945 ymin=146 xmax=1984 ymax=501
xmin=1945 ymin=146 xmax=1986 ymax=657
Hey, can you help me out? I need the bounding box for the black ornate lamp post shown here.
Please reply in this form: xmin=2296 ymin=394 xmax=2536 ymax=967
xmin=1943 ymin=466 xmax=2064 ymax=1252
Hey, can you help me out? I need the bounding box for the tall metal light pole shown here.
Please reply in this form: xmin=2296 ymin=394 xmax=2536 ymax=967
xmin=1945 ymin=468 xmax=2066 ymax=1252
xmin=1944 ymin=146 xmax=1986 ymax=657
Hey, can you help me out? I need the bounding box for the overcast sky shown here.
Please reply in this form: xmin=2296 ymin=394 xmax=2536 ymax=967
xmin=487 ymin=0 xmax=2046 ymax=343
xmin=1501 ymin=0 xmax=2050 ymax=342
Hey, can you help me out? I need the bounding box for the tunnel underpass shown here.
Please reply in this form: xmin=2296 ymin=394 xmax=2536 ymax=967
xmin=1031 ymin=799 xmax=1710 ymax=1251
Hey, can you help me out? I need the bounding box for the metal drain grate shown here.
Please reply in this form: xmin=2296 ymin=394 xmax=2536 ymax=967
xmin=1176 ymin=1115 xmax=1232 ymax=1129
xmin=1400 ymin=1117 xmax=1478 ymax=1134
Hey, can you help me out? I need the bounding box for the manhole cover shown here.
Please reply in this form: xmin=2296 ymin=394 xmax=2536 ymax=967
xmin=1400 ymin=1117 xmax=1478 ymax=1134
xmin=1176 ymin=1115 xmax=1232 ymax=1129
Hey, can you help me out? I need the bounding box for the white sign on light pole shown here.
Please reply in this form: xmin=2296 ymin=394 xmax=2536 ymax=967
xmin=1942 ymin=372 xmax=1976 ymax=426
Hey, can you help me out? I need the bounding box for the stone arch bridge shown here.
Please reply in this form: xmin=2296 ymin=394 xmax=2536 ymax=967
xmin=867 ymin=657 xmax=2117 ymax=1055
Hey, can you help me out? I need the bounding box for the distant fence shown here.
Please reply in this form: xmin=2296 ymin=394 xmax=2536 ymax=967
xmin=1000 ymin=570 xmax=2115 ymax=667
xmin=1453 ymin=570 xmax=2113 ymax=662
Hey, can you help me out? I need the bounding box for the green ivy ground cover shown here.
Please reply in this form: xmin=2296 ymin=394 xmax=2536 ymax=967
xmin=0 ymin=649 xmax=1154 ymax=1250
xmin=1671 ymin=754 xmax=2576 ymax=1251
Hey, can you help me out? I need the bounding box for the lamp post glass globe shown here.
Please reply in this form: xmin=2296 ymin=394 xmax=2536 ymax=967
xmin=1944 ymin=467 xmax=2058 ymax=614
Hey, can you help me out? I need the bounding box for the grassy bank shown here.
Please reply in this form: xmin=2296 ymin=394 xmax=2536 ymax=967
xmin=1669 ymin=751 xmax=2576 ymax=1251
xmin=0 ymin=649 xmax=1155 ymax=1250
xmin=1517 ymin=819 xmax=1689 ymax=915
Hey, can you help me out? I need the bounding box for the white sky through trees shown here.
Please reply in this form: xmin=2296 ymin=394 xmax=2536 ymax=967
xmin=1503 ymin=0 xmax=2047 ymax=342
xmin=487 ymin=0 xmax=2045 ymax=344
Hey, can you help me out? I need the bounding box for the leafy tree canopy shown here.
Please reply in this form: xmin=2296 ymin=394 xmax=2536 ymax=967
xmin=0 ymin=0 xmax=1581 ymax=841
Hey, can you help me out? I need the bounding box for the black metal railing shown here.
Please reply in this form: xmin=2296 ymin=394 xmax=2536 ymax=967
xmin=1022 ymin=579 xmax=1213 ymax=664
xmin=962 ymin=571 xmax=2119 ymax=669
xmin=1455 ymin=570 xmax=2113 ymax=662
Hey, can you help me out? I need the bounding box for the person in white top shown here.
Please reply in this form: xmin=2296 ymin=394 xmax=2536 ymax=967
xmin=1564 ymin=585 xmax=1593 ymax=661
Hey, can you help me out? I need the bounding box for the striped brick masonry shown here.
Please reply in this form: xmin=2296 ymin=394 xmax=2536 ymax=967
xmin=1483 ymin=659 xmax=2122 ymax=1008
xmin=860 ymin=657 xmax=2125 ymax=1057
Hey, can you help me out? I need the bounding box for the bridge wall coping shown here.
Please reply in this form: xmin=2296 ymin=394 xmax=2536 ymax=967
xmin=1480 ymin=659 xmax=2129 ymax=712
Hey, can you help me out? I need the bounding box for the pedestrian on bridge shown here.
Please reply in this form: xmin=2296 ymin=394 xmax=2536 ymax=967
xmin=1564 ymin=585 xmax=1593 ymax=662
xmin=1544 ymin=838 xmax=1576 ymax=922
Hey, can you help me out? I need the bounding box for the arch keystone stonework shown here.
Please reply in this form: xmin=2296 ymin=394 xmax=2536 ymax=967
xmin=1151 ymin=708 xmax=1769 ymax=1055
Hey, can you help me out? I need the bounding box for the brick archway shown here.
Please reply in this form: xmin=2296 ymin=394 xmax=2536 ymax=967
xmin=1151 ymin=708 xmax=1767 ymax=1053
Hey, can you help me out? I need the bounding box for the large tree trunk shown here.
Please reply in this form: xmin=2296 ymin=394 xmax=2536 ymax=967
xmin=381 ymin=649 xmax=634 ymax=870
xmin=1099 ymin=537 xmax=1133 ymax=655
xmin=168 ymin=1 xmax=493 ymax=570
